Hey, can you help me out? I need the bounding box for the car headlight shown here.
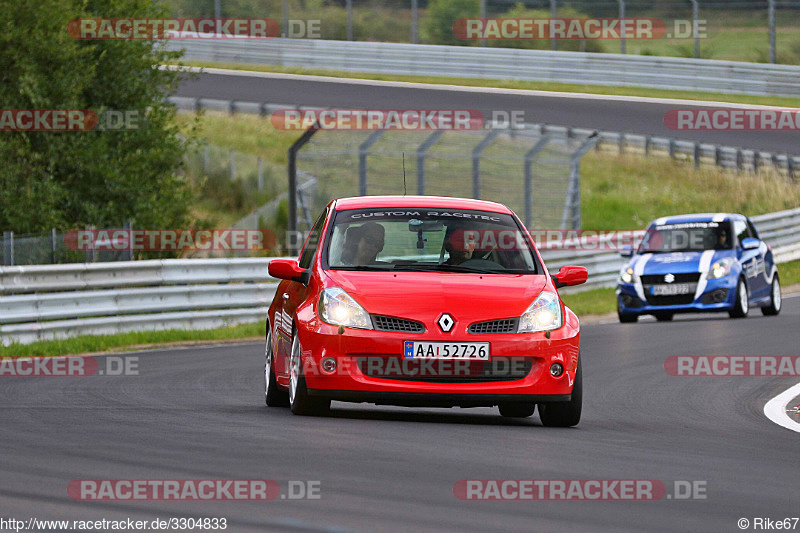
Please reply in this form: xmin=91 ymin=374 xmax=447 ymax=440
xmin=708 ymin=258 xmax=734 ymax=280
xmin=318 ymin=287 xmax=373 ymax=329
xmin=620 ymin=267 xmax=634 ymax=284
xmin=518 ymin=291 xmax=563 ymax=333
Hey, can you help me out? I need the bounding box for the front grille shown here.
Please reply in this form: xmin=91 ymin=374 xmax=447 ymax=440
xmin=468 ymin=318 xmax=519 ymax=334
xmin=640 ymin=272 xmax=701 ymax=285
xmin=357 ymin=357 xmax=533 ymax=383
xmin=644 ymin=293 xmax=695 ymax=306
xmin=371 ymin=315 xmax=425 ymax=333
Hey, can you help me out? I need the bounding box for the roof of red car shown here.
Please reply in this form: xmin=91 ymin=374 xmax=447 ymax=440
xmin=333 ymin=195 xmax=512 ymax=213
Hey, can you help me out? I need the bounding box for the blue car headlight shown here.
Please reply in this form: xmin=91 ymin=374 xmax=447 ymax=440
xmin=620 ymin=267 xmax=635 ymax=284
xmin=518 ymin=291 xmax=563 ymax=333
xmin=708 ymin=258 xmax=734 ymax=280
xmin=319 ymin=287 xmax=373 ymax=329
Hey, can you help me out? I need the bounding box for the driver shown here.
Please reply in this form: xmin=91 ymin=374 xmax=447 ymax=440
xmin=342 ymin=222 xmax=385 ymax=265
xmin=717 ymin=228 xmax=729 ymax=249
xmin=444 ymin=224 xmax=475 ymax=266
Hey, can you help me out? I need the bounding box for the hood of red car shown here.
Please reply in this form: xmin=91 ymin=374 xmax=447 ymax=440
xmin=322 ymin=270 xmax=550 ymax=324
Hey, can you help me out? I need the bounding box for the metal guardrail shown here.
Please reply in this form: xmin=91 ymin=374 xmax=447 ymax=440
xmin=169 ymin=96 xmax=800 ymax=178
xmin=1 ymin=207 xmax=798 ymax=346
xmin=167 ymin=38 xmax=800 ymax=98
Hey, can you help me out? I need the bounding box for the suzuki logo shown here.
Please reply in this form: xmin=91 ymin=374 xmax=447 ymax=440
xmin=664 ymin=273 xmax=675 ymax=283
xmin=437 ymin=313 xmax=455 ymax=333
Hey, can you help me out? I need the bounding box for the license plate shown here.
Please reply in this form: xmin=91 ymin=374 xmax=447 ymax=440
xmin=652 ymin=283 xmax=694 ymax=296
xmin=404 ymin=341 xmax=490 ymax=360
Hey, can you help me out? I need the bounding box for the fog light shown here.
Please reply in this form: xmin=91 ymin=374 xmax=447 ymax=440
xmin=550 ymin=363 xmax=564 ymax=377
xmin=321 ymin=357 xmax=337 ymax=373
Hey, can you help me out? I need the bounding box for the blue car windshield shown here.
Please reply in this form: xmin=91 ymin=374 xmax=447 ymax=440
xmin=638 ymin=221 xmax=734 ymax=253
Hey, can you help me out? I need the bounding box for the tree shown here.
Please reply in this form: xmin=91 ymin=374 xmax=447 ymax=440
xmin=422 ymin=0 xmax=479 ymax=46
xmin=0 ymin=0 xmax=193 ymax=233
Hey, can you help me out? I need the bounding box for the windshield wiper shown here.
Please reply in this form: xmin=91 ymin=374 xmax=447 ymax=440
xmin=332 ymin=265 xmax=394 ymax=271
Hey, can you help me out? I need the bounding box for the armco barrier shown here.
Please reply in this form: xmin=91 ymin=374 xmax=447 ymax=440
xmin=1 ymin=207 xmax=798 ymax=346
xmin=166 ymin=38 xmax=800 ymax=98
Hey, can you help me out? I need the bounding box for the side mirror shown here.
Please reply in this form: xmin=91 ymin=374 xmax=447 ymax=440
xmin=268 ymin=259 xmax=310 ymax=285
xmin=741 ymin=237 xmax=759 ymax=250
xmin=619 ymin=245 xmax=633 ymax=257
xmin=552 ymin=265 xmax=588 ymax=289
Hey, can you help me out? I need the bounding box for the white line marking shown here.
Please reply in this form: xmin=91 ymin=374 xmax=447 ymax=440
xmin=167 ymin=65 xmax=800 ymax=110
xmin=764 ymin=381 xmax=800 ymax=433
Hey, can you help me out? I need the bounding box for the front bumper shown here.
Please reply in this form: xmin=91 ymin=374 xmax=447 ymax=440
xmin=296 ymin=317 xmax=580 ymax=402
xmin=616 ymin=275 xmax=737 ymax=315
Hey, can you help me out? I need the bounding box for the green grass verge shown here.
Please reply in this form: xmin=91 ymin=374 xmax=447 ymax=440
xmin=560 ymin=287 xmax=618 ymax=316
xmin=1 ymin=322 xmax=266 ymax=357
xmin=179 ymin=61 xmax=800 ymax=108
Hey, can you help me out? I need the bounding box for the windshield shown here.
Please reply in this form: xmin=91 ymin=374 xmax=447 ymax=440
xmin=638 ymin=221 xmax=733 ymax=253
xmin=325 ymin=208 xmax=540 ymax=274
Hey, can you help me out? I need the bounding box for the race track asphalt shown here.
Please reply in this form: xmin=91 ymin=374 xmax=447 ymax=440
xmin=2 ymin=298 xmax=798 ymax=532
xmin=176 ymin=71 xmax=800 ymax=155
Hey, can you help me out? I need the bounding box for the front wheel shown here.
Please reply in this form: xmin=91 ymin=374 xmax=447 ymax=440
xmin=729 ymin=278 xmax=749 ymax=319
xmin=289 ymin=329 xmax=330 ymax=416
xmin=761 ymin=277 xmax=781 ymax=316
xmin=265 ymin=329 xmax=289 ymax=407
xmin=539 ymin=358 xmax=582 ymax=427
xmin=618 ymin=301 xmax=638 ymax=323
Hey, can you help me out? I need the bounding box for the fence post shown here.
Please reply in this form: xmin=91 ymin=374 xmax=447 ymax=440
xmin=3 ymin=231 xmax=13 ymax=266
xmin=416 ymin=130 xmax=444 ymax=195
xmin=51 ymin=228 xmax=57 ymax=264
xmin=282 ymin=0 xmax=289 ymax=38
xmin=411 ymin=0 xmax=418 ymax=44
xmin=524 ymin=136 xmax=551 ymax=228
xmin=287 ymin=123 xmax=320 ymax=254
xmin=550 ymin=0 xmax=557 ymax=51
xmin=694 ymin=142 xmax=701 ymax=168
xmin=669 ymin=138 xmax=676 ymax=159
xmin=125 ymin=221 xmax=134 ymax=261
xmin=753 ymin=151 xmax=761 ymax=173
xmin=480 ymin=0 xmax=487 ymax=47
xmin=257 ymin=157 xmax=264 ymax=190
xmin=359 ymin=131 xmax=385 ymax=196
xmin=618 ymin=132 xmax=625 ymax=154
xmin=472 ymin=129 xmax=500 ymax=199
xmin=229 ymin=149 xmax=235 ymax=181
xmin=561 ymin=133 xmax=598 ymax=230
xmin=618 ymin=0 xmax=626 ymax=54
xmin=644 ymin=135 xmax=651 ymax=155
xmin=203 ymin=145 xmax=209 ymax=174
xmin=788 ymin=156 xmax=795 ymax=181
xmin=346 ymin=0 xmax=353 ymax=41
xmin=768 ymin=0 xmax=776 ymax=64
xmin=689 ymin=0 xmax=699 ymax=59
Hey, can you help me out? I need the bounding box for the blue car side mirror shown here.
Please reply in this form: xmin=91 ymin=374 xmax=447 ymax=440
xmin=741 ymin=238 xmax=760 ymax=250
xmin=619 ymin=245 xmax=633 ymax=257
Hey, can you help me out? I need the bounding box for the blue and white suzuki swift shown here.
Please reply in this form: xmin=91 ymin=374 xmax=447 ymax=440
xmin=616 ymin=213 xmax=781 ymax=322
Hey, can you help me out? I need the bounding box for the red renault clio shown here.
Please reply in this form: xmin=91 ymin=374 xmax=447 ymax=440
xmin=265 ymin=196 xmax=587 ymax=426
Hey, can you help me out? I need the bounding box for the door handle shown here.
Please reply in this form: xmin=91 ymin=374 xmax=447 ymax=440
xmin=282 ymin=293 xmax=290 ymax=300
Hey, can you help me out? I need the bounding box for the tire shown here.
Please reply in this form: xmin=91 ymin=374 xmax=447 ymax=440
xmin=289 ymin=329 xmax=330 ymax=416
xmin=728 ymin=277 xmax=749 ymax=319
xmin=654 ymin=312 xmax=674 ymax=322
xmin=761 ymin=277 xmax=782 ymax=316
xmin=264 ymin=329 xmax=289 ymax=407
xmin=539 ymin=358 xmax=582 ymax=428
xmin=498 ymin=402 xmax=536 ymax=418
xmin=617 ymin=299 xmax=638 ymax=323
